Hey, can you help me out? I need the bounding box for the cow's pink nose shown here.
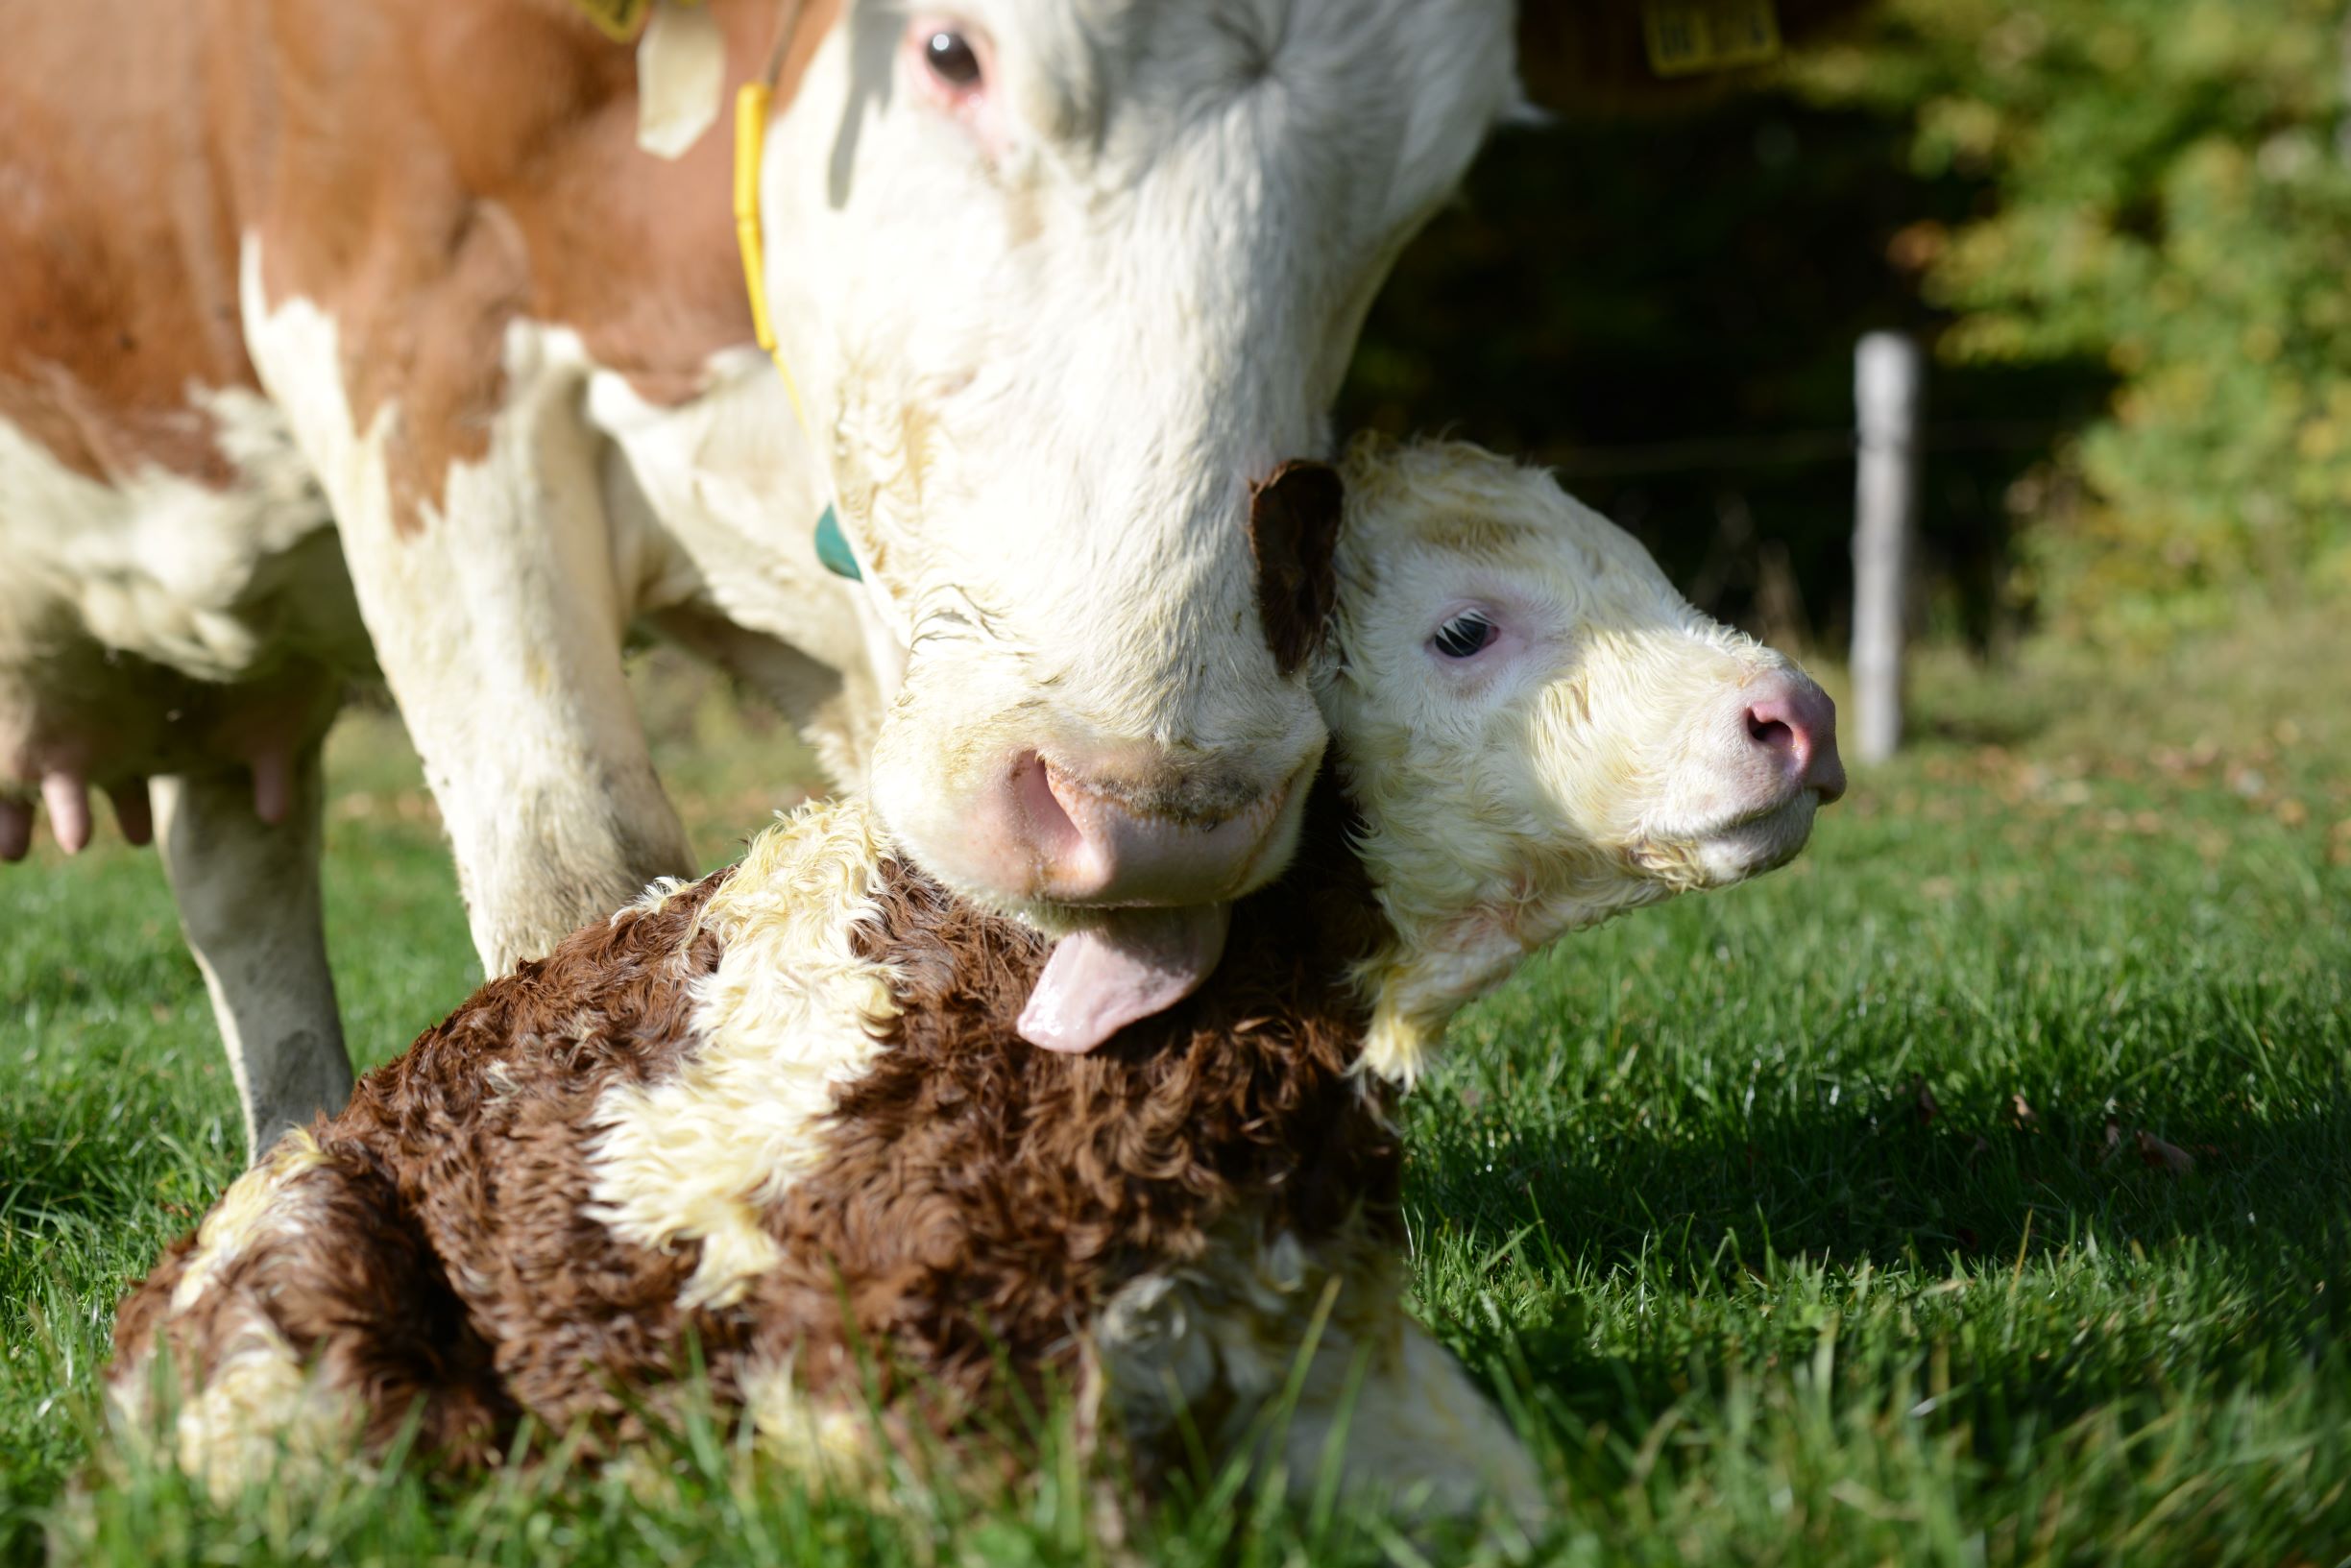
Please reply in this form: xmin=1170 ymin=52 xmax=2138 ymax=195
xmin=1744 ymin=674 xmax=1846 ymax=804
xmin=999 ymin=752 xmax=1300 ymax=906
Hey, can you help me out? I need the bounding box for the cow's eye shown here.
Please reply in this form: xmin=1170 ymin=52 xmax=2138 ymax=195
xmin=925 ymin=30 xmax=983 ymax=89
xmin=1431 ymin=611 xmax=1499 ymax=660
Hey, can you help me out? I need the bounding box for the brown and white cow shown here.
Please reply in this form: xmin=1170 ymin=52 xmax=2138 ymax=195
xmin=0 ymin=0 xmax=1532 ymax=1153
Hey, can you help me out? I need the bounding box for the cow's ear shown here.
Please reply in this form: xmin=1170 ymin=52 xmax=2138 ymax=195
xmin=1515 ymin=0 xmax=1872 ymax=115
xmin=1248 ymin=461 xmax=1345 ymax=680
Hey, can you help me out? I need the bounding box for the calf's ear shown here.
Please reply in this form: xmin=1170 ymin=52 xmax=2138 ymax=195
xmin=1248 ymin=461 xmax=1345 ymax=679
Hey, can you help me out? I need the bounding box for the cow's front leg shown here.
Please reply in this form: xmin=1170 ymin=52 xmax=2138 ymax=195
xmin=351 ymin=422 xmax=690 ymax=970
xmin=249 ymin=263 xmax=693 ymax=972
xmin=154 ymin=746 xmax=352 ymax=1160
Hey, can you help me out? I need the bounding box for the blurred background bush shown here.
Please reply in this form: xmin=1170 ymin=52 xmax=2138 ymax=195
xmin=1345 ymin=0 xmax=2351 ymax=653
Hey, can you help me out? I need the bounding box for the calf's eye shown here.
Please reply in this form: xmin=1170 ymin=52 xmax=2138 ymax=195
xmin=1431 ymin=611 xmax=1499 ymax=660
xmin=925 ymin=30 xmax=983 ymax=88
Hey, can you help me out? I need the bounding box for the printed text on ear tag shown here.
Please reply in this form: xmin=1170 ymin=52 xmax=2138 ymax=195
xmin=1641 ymin=0 xmax=1782 ymax=78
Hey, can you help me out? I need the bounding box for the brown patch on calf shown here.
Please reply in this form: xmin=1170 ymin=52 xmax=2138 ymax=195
xmin=337 ymin=868 xmax=741 ymax=1432
xmin=1248 ymin=461 xmax=1344 ymax=678
xmin=112 ymin=1144 xmax=517 ymax=1467
xmin=112 ymin=867 xmax=739 ymax=1453
xmin=732 ymin=773 xmax=1397 ymax=1441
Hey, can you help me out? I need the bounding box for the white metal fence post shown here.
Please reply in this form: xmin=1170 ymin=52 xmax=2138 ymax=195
xmin=1852 ymin=330 xmax=1922 ymax=765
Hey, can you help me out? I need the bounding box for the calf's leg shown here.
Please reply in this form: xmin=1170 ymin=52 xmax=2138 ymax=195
xmin=154 ymin=746 xmax=352 ymax=1159
xmin=109 ymin=1131 xmax=509 ymax=1498
xmin=1277 ymin=1316 xmax=1549 ymax=1530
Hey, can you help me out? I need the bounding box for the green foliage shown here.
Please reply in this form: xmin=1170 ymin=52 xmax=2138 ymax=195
xmin=1792 ymin=0 xmax=2351 ymax=640
xmin=4 ymin=630 xmax=2349 ymax=1562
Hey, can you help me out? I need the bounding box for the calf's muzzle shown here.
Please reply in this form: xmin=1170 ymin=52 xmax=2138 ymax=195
xmin=1737 ymin=669 xmax=1847 ymax=806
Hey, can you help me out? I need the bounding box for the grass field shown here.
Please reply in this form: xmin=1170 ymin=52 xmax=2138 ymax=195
xmin=2 ymin=615 xmax=2346 ymax=1566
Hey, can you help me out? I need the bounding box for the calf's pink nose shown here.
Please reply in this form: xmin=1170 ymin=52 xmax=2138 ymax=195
xmin=1744 ymin=675 xmax=1847 ymax=803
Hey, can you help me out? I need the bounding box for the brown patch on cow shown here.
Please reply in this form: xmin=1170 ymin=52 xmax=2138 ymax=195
xmin=1248 ymin=461 xmax=1344 ymax=678
xmin=245 ymin=0 xmax=783 ymax=532
xmin=7 ymin=0 xmax=837 ymax=528
xmin=0 ymin=0 xmax=258 ymax=485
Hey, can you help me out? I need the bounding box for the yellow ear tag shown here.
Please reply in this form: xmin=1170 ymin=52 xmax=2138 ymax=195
xmin=733 ymin=83 xmax=808 ymax=429
xmin=1641 ymin=0 xmax=1782 ymax=78
xmin=569 ymin=0 xmax=652 ymax=44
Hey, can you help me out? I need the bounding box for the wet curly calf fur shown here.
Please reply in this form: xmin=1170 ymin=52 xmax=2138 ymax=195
xmin=108 ymin=788 xmax=1484 ymax=1506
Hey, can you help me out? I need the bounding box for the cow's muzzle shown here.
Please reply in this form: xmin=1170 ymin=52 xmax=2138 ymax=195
xmin=986 ymin=749 xmax=1310 ymax=909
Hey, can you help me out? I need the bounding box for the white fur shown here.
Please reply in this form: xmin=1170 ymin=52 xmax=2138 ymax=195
xmin=109 ymin=1135 xmax=363 ymax=1504
xmin=240 ymin=243 xmax=698 ymax=973
xmin=737 ymin=1351 xmax=892 ymax=1489
xmin=164 ymin=1131 xmax=335 ymax=1312
xmin=586 ymin=798 xmax=899 ymax=1311
xmin=588 ymin=349 xmax=886 ymax=782
xmin=0 ymin=390 xmax=338 ymax=688
xmin=763 ymin=0 xmax=1519 ymax=927
xmin=0 ymin=382 xmax=359 ymax=806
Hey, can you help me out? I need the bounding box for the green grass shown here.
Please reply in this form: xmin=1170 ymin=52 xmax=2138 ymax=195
xmin=3 ymin=625 xmax=2346 ymax=1567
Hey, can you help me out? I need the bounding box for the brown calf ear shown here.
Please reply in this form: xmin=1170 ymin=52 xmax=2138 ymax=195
xmin=1516 ymin=0 xmax=1872 ymax=115
xmin=1248 ymin=460 xmax=1345 ymax=679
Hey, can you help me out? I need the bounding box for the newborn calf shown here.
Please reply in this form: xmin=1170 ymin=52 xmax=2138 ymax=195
xmin=108 ymin=437 xmax=1842 ymax=1519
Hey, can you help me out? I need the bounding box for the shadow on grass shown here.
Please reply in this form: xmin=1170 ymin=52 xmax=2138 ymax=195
xmin=1415 ymin=1081 xmax=2351 ymax=1284
xmin=0 ymin=1072 xmax=236 ymax=1248
xmin=1413 ymin=1073 xmax=2350 ymax=1426
xmin=1407 ymin=1082 xmax=2351 ymax=1496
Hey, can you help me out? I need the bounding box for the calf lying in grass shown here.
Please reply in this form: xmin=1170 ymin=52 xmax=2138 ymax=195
xmin=107 ymin=436 xmax=1843 ymax=1521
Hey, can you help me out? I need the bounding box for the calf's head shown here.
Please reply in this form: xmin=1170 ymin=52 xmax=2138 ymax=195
xmin=754 ymin=0 xmax=1518 ymax=1003
xmin=1321 ymin=438 xmax=1846 ymax=1079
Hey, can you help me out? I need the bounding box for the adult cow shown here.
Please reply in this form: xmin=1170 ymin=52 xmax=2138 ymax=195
xmin=0 ymin=0 xmax=1527 ymax=1155
xmin=2 ymin=0 xmax=1871 ymax=1155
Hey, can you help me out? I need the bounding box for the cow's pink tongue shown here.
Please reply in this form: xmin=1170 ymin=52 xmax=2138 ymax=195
xmin=1017 ymin=905 xmax=1231 ymax=1054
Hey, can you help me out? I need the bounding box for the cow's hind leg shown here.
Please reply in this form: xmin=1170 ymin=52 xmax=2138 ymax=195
xmin=109 ymin=1131 xmax=510 ymax=1498
xmin=153 ymin=740 xmax=351 ymax=1160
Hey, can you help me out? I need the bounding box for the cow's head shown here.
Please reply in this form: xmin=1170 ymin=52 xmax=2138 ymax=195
xmin=754 ymin=0 xmax=1517 ymax=1025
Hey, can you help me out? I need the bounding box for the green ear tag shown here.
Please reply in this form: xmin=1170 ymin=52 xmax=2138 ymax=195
xmin=813 ymin=505 xmax=861 ymax=582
